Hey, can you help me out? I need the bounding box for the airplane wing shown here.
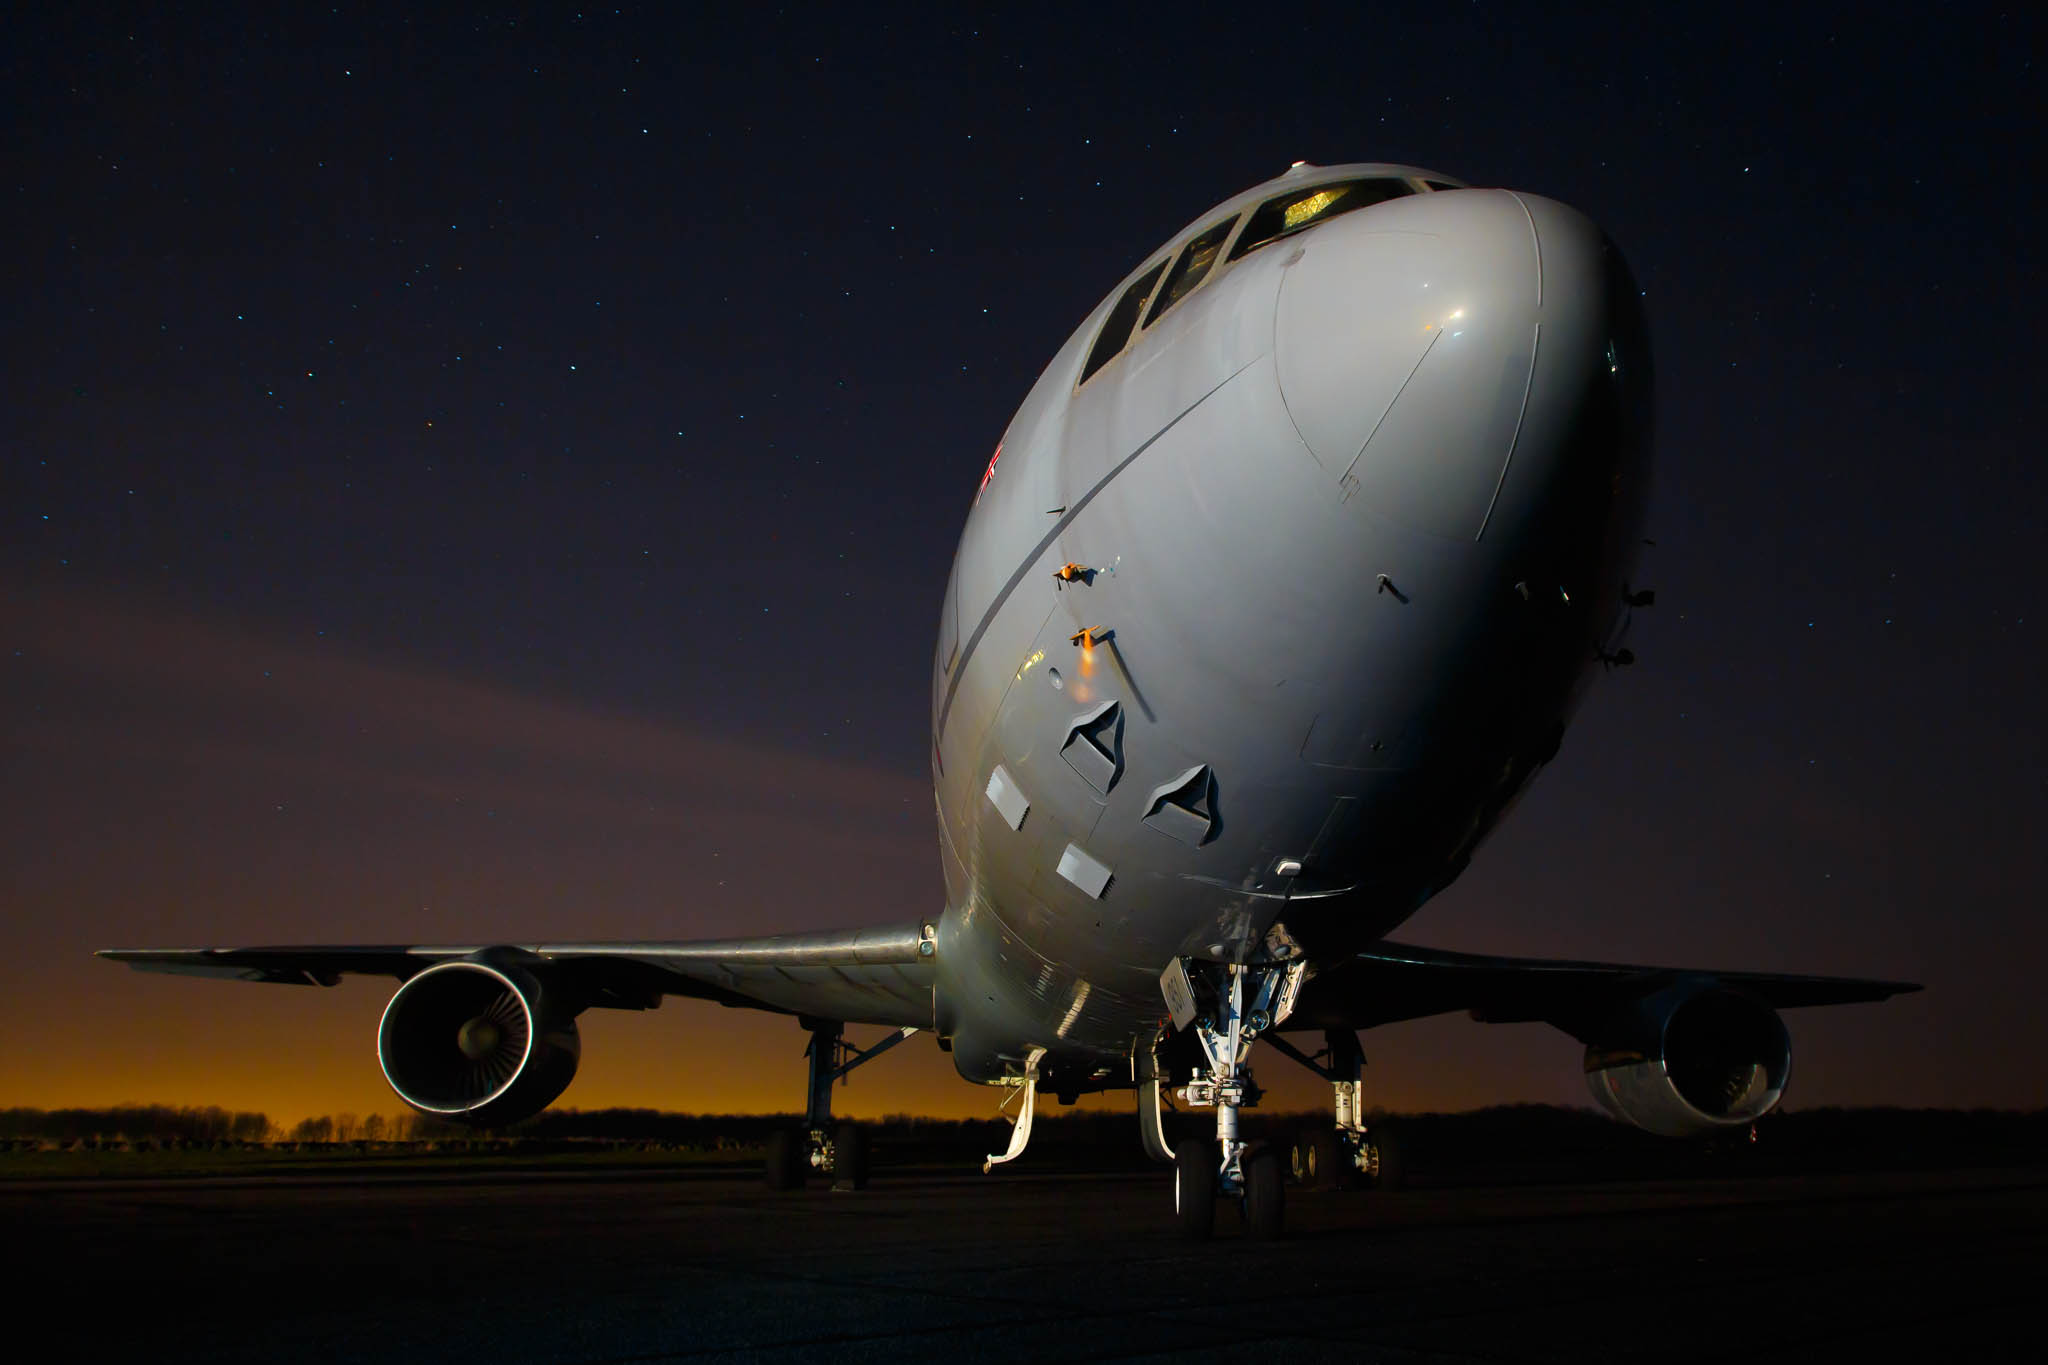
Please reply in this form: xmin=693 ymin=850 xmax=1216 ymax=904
xmin=1286 ymin=939 xmax=1920 ymax=1041
xmin=97 ymin=923 xmax=938 ymax=1029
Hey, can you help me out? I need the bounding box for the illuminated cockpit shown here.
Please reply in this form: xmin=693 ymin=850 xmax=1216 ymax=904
xmin=1075 ymin=169 xmax=1461 ymax=390
xmin=1229 ymin=178 xmax=1415 ymax=261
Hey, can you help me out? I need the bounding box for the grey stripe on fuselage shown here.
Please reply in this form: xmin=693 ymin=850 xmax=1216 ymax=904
xmin=933 ymin=356 xmax=1259 ymax=743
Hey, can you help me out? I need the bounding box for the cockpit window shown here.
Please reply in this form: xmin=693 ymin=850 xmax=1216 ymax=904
xmin=1423 ymin=180 xmax=1462 ymax=192
xmin=1079 ymin=257 xmax=1169 ymax=386
xmin=1228 ymin=178 xmax=1414 ymax=261
xmin=1144 ymin=215 xmax=1237 ymax=328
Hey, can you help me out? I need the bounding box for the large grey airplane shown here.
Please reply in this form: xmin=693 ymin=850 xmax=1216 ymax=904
xmin=104 ymin=162 xmax=1916 ymax=1238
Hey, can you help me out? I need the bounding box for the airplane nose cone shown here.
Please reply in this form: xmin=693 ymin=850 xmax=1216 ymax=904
xmin=1481 ymin=194 xmax=1654 ymax=555
xmin=1276 ymin=188 xmax=1542 ymax=540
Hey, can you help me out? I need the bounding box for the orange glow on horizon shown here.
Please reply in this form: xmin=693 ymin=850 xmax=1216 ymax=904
xmin=17 ymin=968 xmax=1585 ymax=1126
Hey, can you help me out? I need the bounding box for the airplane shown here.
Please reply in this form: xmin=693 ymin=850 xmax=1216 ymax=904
xmin=103 ymin=161 xmax=1918 ymax=1238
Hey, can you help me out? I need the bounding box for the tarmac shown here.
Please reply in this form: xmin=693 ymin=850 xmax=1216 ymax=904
xmin=6 ymin=1162 xmax=2041 ymax=1362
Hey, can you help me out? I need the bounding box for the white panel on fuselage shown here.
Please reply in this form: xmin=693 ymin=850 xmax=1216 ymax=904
xmin=984 ymin=764 xmax=1030 ymax=831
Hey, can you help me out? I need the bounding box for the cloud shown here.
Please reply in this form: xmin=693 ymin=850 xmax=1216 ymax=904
xmin=8 ymin=585 xmax=931 ymax=848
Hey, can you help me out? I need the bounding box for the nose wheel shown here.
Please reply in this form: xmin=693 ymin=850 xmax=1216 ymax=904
xmin=1173 ymin=1136 xmax=1285 ymax=1239
xmin=1172 ymin=1138 xmax=1216 ymax=1237
xmin=1242 ymin=1144 xmax=1285 ymax=1238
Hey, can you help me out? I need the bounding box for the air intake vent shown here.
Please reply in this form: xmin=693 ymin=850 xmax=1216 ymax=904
xmin=1142 ymin=764 xmax=1219 ymax=846
xmin=1060 ymin=700 xmax=1124 ymax=794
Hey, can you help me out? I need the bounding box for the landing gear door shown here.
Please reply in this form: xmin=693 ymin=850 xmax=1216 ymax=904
xmin=1160 ymin=959 xmax=1197 ymax=1031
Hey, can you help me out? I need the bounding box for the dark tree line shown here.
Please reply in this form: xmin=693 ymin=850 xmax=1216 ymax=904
xmin=7 ymin=1105 xmax=2043 ymax=1175
xmin=0 ymin=1107 xmax=507 ymax=1143
xmin=1 ymin=1106 xmax=273 ymax=1142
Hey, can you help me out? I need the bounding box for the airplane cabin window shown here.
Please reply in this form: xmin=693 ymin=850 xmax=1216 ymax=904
xmin=1228 ymin=178 xmax=1414 ymax=261
xmin=1144 ymin=216 xmax=1237 ymax=328
xmin=1078 ymin=258 xmax=1169 ymax=386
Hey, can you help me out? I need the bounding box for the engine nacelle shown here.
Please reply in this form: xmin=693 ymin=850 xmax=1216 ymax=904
xmin=377 ymin=955 xmax=581 ymax=1127
xmin=1583 ymin=983 xmax=1790 ymax=1138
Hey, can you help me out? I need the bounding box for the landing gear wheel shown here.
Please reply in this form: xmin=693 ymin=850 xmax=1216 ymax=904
xmin=764 ymin=1127 xmax=805 ymax=1191
xmin=1292 ymin=1128 xmax=1342 ymax=1189
xmin=1243 ymin=1146 xmax=1285 ymax=1240
xmin=1172 ymin=1138 xmax=1217 ymax=1240
xmin=832 ymin=1121 xmax=870 ymax=1190
xmin=1365 ymin=1122 xmax=1403 ymax=1191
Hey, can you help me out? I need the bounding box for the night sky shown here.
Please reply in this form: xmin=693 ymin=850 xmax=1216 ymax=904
xmin=5 ymin=5 xmax=2043 ymax=1123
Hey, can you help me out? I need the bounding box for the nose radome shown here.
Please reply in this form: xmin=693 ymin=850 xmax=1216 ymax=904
xmin=1275 ymin=188 xmax=1541 ymax=540
xmin=1479 ymin=193 xmax=1651 ymax=542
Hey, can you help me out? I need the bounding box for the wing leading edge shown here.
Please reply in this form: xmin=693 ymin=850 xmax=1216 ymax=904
xmin=98 ymin=923 xmax=938 ymax=1030
xmin=1287 ymin=939 xmax=1920 ymax=1040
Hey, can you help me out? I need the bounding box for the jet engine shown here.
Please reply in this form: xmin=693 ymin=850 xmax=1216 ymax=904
xmin=376 ymin=956 xmax=581 ymax=1126
xmin=1583 ymin=984 xmax=1790 ymax=1138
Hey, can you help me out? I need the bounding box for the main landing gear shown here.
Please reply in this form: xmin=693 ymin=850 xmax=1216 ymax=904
xmin=1264 ymin=1027 xmax=1403 ymax=1191
xmin=1151 ymin=951 xmax=1306 ymax=1240
xmin=764 ymin=1016 xmax=919 ymax=1192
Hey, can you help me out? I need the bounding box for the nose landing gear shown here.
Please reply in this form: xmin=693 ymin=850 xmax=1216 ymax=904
xmin=1154 ymin=949 xmax=1305 ymax=1239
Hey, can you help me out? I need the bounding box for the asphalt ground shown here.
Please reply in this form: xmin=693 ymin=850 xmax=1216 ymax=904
xmin=6 ymin=1163 xmax=2041 ymax=1362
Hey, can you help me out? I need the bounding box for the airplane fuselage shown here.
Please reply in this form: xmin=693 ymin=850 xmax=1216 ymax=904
xmin=926 ymin=164 xmax=1652 ymax=1090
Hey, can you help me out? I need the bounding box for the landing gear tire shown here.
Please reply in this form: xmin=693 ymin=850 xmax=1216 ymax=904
xmin=1172 ymin=1138 xmax=1217 ymax=1240
xmin=1243 ymin=1146 xmax=1285 ymax=1240
xmin=1365 ymin=1121 xmax=1403 ymax=1191
xmin=1291 ymin=1128 xmax=1343 ymax=1190
xmin=764 ymin=1127 xmax=805 ymax=1191
xmin=833 ymin=1121 xmax=871 ymax=1190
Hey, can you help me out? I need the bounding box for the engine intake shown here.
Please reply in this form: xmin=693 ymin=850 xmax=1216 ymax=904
xmin=1583 ymin=984 xmax=1790 ymax=1138
xmin=377 ymin=956 xmax=580 ymax=1126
